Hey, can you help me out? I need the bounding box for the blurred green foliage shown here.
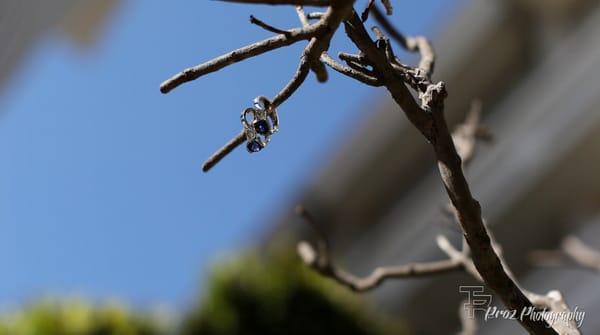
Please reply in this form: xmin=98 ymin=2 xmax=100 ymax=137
xmin=0 ymin=300 xmax=164 ymax=335
xmin=181 ymin=250 xmax=408 ymax=335
xmin=0 ymin=250 xmax=408 ymax=335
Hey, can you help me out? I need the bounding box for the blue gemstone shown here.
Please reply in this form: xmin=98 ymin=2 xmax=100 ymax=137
xmin=253 ymin=119 xmax=270 ymax=135
xmin=246 ymin=140 xmax=263 ymax=153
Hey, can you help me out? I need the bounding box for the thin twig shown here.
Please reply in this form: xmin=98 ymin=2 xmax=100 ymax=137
xmin=320 ymin=53 xmax=381 ymax=86
xmin=380 ymin=0 xmax=393 ymax=15
xmin=437 ymin=235 xmax=482 ymax=282
xmin=160 ymin=21 xmax=326 ymax=93
xmin=458 ymin=299 xmax=477 ymax=335
xmin=249 ymin=15 xmax=292 ymax=36
xmin=338 ymin=52 xmax=369 ymax=65
xmin=272 ymin=56 xmax=311 ymax=106
xmin=296 ymin=206 xmax=464 ymax=292
xmin=532 ymin=236 xmax=600 ymax=272
xmin=371 ymin=6 xmax=435 ymax=76
xmin=360 ymin=0 xmax=375 ymax=22
xmin=371 ymin=26 xmax=396 ymax=66
xmin=295 ymin=6 xmax=310 ymax=27
xmin=216 ymin=0 xmax=331 ymax=6
xmin=563 ymin=237 xmax=600 ymax=270
xmin=338 ymin=52 xmax=373 ymax=74
xmin=201 ymin=132 xmax=246 ymax=172
xmin=452 ymin=100 xmax=492 ymax=168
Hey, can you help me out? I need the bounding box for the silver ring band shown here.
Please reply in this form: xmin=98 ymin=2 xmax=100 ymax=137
xmin=241 ymin=97 xmax=278 ymax=153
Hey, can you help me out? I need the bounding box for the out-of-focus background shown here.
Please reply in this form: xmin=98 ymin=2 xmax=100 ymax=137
xmin=1 ymin=0 xmax=599 ymax=334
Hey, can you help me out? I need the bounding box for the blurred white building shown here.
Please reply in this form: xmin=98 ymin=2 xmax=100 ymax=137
xmin=0 ymin=0 xmax=118 ymax=93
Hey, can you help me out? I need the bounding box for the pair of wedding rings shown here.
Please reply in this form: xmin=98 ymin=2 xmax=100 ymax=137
xmin=240 ymin=96 xmax=279 ymax=153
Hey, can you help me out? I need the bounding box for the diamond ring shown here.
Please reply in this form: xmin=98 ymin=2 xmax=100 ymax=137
xmin=241 ymin=96 xmax=279 ymax=153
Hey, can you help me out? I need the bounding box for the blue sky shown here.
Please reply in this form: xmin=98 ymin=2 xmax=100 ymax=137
xmin=0 ymin=0 xmax=461 ymax=309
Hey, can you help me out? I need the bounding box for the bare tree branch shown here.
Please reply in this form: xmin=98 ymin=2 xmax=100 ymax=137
xmin=162 ymin=2 xmax=582 ymax=333
xmin=195 ymin=0 xmax=352 ymax=172
xmin=216 ymin=0 xmax=331 ymax=6
xmin=441 ymin=229 xmax=581 ymax=335
xmin=487 ymin=228 xmax=582 ymax=335
xmin=337 ymin=11 xmax=557 ymax=334
xmin=295 ymin=108 xmax=495 ymax=293
xmin=296 ymin=206 xmax=464 ymax=292
xmin=452 ymin=100 xmax=492 ymax=168
xmin=563 ymin=237 xmax=600 ymax=270
xmin=343 ymin=14 xmax=435 ymax=139
xmin=296 ymin=206 xmax=583 ymax=335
